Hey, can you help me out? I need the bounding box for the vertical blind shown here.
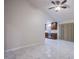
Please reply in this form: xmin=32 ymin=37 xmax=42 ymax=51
xmin=59 ymin=23 xmax=74 ymax=42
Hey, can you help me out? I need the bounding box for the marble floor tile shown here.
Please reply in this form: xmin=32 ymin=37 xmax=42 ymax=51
xmin=5 ymin=39 xmax=74 ymax=59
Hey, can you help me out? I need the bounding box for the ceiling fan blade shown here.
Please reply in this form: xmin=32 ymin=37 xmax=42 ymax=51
xmin=49 ymin=7 xmax=55 ymax=9
xmin=61 ymin=4 xmax=70 ymax=8
xmin=55 ymin=1 xmax=60 ymax=5
xmin=61 ymin=0 xmax=67 ymax=4
xmin=61 ymin=6 xmax=67 ymax=8
xmin=51 ymin=1 xmax=55 ymax=5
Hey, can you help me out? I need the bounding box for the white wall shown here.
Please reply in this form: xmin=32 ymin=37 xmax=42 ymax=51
xmin=4 ymin=0 xmax=47 ymax=51
xmin=59 ymin=19 xmax=74 ymax=24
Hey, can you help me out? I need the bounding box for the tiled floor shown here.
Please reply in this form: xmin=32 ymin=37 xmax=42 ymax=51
xmin=5 ymin=39 xmax=74 ymax=59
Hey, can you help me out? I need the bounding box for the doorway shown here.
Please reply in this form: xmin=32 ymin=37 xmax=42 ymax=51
xmin=45 ymin=22 xmax=58 ymax=40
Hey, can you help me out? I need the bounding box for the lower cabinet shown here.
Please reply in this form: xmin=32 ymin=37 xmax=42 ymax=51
xmin=45 ymin=33 xmax=57 ymax=39
xmin=45 ymin=32 xmax=48 ymax=38
xmin=51 ymin=33 xmax=57 ymax=39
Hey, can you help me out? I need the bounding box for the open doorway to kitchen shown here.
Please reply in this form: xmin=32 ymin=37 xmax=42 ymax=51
xmin=45 ymin=21 xmax=58 ymax=40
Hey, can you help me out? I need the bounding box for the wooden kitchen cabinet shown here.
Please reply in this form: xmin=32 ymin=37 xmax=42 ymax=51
xmin=51 ymin=22 xmax=57 ymax=30
xmin=45 ymin=32 xmax=48 ymax=38
xmin=51 ymin=33 xmax=57 ymax=39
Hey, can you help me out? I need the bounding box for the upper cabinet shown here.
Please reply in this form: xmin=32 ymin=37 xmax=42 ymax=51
xmin=51 ymin=22 xmax=57 ymax=30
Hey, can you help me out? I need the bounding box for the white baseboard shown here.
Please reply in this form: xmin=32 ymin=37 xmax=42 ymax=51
xmin=5 ymin=42 xmax=42 ymax=53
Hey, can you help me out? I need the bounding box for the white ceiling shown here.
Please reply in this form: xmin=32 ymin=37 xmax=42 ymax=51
xmin=26 ymin=0 xmax=74 ymax=21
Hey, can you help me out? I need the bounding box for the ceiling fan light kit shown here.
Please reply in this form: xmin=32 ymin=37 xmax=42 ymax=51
xmin=55 ymin=6 xmax=61 ymax=12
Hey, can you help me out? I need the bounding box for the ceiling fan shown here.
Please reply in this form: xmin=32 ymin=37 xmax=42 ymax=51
xmin=49 ymin=0 xmax=70 ymax=12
